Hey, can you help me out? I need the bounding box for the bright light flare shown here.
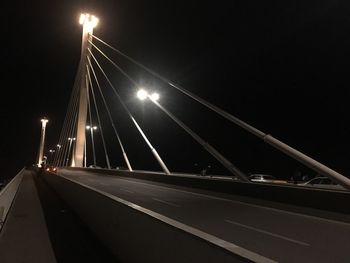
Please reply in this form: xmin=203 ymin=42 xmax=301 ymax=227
xmin=79 ymin=14 xmax=86 ymax=25
xmin=91 ymin=15 xmax=99 ymax=27
xmin=79 ymin=13 xmax=99 ymax=28
xmin=150 ymin=93 xmax=160 ymax=101
xmin=137 ymin=89 xmax=148 ymax=100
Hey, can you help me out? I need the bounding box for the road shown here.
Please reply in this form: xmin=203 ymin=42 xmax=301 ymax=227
xmin=57 ymin=169 xmax=350 ymax=262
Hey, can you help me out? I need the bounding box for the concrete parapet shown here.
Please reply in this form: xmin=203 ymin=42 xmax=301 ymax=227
xmin=0 ymin=168 xmax=25 ymax=230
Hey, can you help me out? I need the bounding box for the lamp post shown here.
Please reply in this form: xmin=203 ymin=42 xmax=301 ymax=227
xmin=53 ymin=144 xmax=61 ymax=166
xmin=135 ymin=89 xmax=171 ymax=175
xmin=86 ymin=125 xmax=97 ymax=167
xmin=84 ymin=139 xmax=87 ymax=168
xmin=66 ymin=137 xmax=76 ymax=166
xmin=137 ymin=89 xmax=248 ymax=181
xmin=49 ymin=149 xmax=55 ymax=164
xmin=37 ymin=117 xmax=49 ymax=167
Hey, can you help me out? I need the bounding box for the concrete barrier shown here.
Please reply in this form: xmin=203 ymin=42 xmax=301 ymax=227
xmin=61 ymin=167 xmax=350 ymax=215
xmin=44 ymin=171 xmax=275 ymax=263
xmin=0 ymin=168 xmax=25 ymax=230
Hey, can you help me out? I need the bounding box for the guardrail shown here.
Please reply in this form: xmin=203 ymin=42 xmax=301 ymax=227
xmin=0 ymin=168 xmax=25 ymax=231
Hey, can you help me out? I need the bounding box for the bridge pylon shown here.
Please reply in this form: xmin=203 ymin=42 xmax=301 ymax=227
xmin=72 ymin=14 xmax=98 ymax=167
xmin=37 ymin=117 xmax=48 ymax=167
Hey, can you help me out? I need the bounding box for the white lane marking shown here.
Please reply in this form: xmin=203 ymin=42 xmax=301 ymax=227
xmin=152 ymin=198 xmax=180 ymax=207
xmin=109 ymin=176 xmax=350 ymax=227
xmin=99 ymin=182 xmax=107 ymax=186
xmin=225 ymin=219 xmax=310 ymax=247
xmin=119 ymin=188 xmax=134 ymax=194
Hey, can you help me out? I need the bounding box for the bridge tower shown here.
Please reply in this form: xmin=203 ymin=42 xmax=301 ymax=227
xmin=37 ymin=117 xmax=48 ymax=167
xmin=72 ymin=14 xmax=99 ymax=167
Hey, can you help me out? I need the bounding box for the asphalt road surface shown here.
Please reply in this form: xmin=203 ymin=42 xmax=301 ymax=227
xmin=57 ymin=169 xmax=350 ymax=263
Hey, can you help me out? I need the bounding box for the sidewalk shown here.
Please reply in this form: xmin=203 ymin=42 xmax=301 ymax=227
xmin=0 ymin=169 xmax=57 ymax=263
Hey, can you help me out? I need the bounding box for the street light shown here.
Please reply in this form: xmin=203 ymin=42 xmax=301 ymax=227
xmin=86 ymin=125 xmax=98 ymax=167
xmin=136 ymin=89 xmax=160 ymax=101
xmin=49 ymin=149 xmax=55 ymax=164
xmin=137 ymin=89 xmax=148 ymax=100
xmin=134 ymin=89 xmax=171 ymax=175
xmin=136 ymin=87 xmax=248 ymax=180
xmin=66 ymin=137 xmax=76 ymax=166
xmin=149 ymin=92 xmax=160 ymax=101
xmin=53 ymin=144 xmax=61 ymax=167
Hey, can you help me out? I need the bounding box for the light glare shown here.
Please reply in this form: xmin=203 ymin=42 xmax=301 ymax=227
xmin=150 ymin=93 xmax=160 ymax=101
xmin=79 ymin=14 xmax=86 ymax=25
xmin=79 ymin=13 xmax=99 ymax=28
xmin=91 ymin=15 xmax=99 ymax=28
xmin=137 ymin=89 xmax=148 ymax=100
xmin=86 ymin=125 xmax=98 ymax=130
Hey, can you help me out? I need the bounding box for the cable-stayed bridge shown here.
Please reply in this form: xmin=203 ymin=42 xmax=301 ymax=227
xmin=1 ymin=14 xmax=350 ymax=263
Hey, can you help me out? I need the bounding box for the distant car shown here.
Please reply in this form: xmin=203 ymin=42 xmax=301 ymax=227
xmin=249 ymin=174 xmax=276 ymax=183
xmin=45 ymin=166 xmax=57 ymax=173
xmin=88 ymin=165 xmax=101 ymax=169
xmin=298 ymin=177 xmax=345 ymax=190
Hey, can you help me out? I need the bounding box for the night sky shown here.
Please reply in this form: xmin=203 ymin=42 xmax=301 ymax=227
xmin=2 ymin=1 xmax=350 ymax=181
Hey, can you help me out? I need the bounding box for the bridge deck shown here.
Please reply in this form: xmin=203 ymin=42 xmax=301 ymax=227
xmin=58 ymin=169 xmax=350 ymax=263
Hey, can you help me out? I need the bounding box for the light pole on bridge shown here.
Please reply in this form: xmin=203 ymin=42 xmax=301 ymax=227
xmin=49 ymin=149 xmax=55 ymax=164
xmin=86 ymin=125 xmax=98 ymax=167
xmin=66 ymin=137 xmax=76 ymax=166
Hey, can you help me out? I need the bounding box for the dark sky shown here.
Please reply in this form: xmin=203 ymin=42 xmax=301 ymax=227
xmin=2 ymin=0 xmax=350 ymax=180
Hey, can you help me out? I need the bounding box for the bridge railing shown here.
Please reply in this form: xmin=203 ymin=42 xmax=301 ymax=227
xmin=0 ymin=168 xmax=25 ymax=231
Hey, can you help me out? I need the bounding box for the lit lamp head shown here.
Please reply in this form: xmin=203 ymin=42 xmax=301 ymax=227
xmin=41 ymin=117 xmax=48 ymax=127
xmin=79 ymin=13 xmax=99 ymax=30
xmin=137 ymin=88 xmax=160 ymax=101
xmin=137 ymin=89 xmax=148 ymax=100
xmin=150 ymin=92 xmax=160 ymax=101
